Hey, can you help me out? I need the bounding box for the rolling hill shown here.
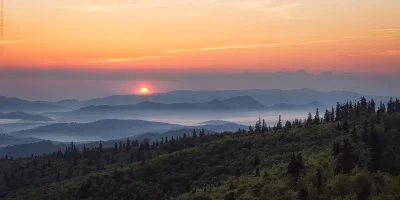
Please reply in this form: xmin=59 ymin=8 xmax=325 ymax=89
xmin=0 ymin=96 xmax=62 ymax=112
xmin=0 ymin=111 xmax=53 ymax=121
xmin=69 ymin=96 xmax=267 ymax=114
xmin=11 ymin=119 xmax=183 ymax=141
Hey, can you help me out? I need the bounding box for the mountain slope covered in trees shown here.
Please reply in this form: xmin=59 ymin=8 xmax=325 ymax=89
xmin=0 ymin=97 xmax=399 ymax=200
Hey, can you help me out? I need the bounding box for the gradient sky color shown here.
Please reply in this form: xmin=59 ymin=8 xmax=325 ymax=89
xmin=0 ymin=0 xmax=400 ymax=100
xmin=1 ymin=0 xmax=399 ymax=72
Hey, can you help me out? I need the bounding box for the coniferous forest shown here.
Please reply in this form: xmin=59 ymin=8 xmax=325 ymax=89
xmin=1 ymin=97 xmax=400 ymax=200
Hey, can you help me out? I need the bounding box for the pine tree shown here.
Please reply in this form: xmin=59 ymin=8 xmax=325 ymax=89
xmin=126 ymin=138 xmax=130 ymax=150
xmin=192 ymin=129 xmax=197 ymax=138
xmin=368 ymin=123 xmax=381 ymax=172
xmin=340 ymin=139 xmax=355 ymax=173
xmin=297 ymin=153 xmax=305 ymax=169
xmin=335 ymin=103 xmax=341 ymax=121
xmin=249 ymin=125 xmax=254 ymax=134
xmin=331 ymin=107 xmax=335 ymax=122
xmin=314 ymin=108 xmax=320 ymax=125
xmin=255 ymin=117 xmax=262 ymax=133
xmin=288 ymin=154 xmax=300 ymax=176
xmin=307 ymin=112 xmax=313 ymax=125
xmin=254 ymin=153 xmax=260 ymax=167
xmin=343 ymin=120 xmax=350 ymax=132
xmin=388 ymin=97 xmax=394 ymax=114
xmin=361 ymin=97 xmax=367 ymax=111
xmin=395 ymin=99 xmax=400 ymax=113
xmin=255 ymin=166 xmax=260 ymax=177
xmin=351 ymin=127 xmax=358 ymax=142
xmin=277 ymin=115 xmax=283 ymax=129
xmin=376 ymin=109 xmax=382 ymax=124
xmin=298 ymin=188 xmax=308 ymax=200
xmin=235 ymin=168 xmax=241 ymax=180
xmin=316 ymin=169 xmax=322 ymax=194
xmin=336 ymin=122 xmax=342 ymax=131
xmin=361 ymin=123 xmax=369 ymax=144
xmin=113 ymin=143 xmax=118 ymax=154
xmin=262 ymin=119 xmax=267 ymax=133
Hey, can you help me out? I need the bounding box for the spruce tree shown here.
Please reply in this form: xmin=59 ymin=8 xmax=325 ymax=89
xmin=277 ymin=115 xmax=283 ymax=129
xmin=298 ymin=188 xmax=308 ymax=200
xmin=335 ymin=103 xmax=341 ymax=121
xmin=307 ymin=112 xmax=313 ymax=125
xmin=376 ymin=109 xmax=382 ymax=124
xmin=351 ymin=127 xmax=358 ymax=142
xmin=343 ymin=120 xmax=350 ymax=132
xmin=316 ymin=169 xmax=322 ymax=194
xmin=368 ymin=123 xmax=381 ymax=172
xmin=255 ymin=166 xmax=260 ymax=177
xmin=314 ymin=108 xmax=320 ymax=125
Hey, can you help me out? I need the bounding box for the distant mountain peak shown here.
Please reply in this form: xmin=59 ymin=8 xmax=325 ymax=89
xmin=209 ymin=99 xmax=222 ymax=104
xmin=222 ymin=95 xmax=266 ymax=109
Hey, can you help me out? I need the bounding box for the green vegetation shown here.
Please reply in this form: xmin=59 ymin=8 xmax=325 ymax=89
xmin=0 ymin=98 xmax=400 ymax=200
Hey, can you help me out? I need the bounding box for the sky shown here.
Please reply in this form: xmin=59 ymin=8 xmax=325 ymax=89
xmin=0 ymin=0 xmax=400 ymax=100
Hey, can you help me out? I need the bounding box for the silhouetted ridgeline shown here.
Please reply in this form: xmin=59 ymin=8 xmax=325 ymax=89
xmin=52 ymin=89 xmax=391 ymax=108
xmin=0 ymin=111 xmax=53 ymax=121
xmin=0 ymin=96 xmax=62 ymax=112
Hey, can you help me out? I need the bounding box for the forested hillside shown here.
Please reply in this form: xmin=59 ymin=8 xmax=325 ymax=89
xmin=0 ymin=97 xmax=400 ymax=200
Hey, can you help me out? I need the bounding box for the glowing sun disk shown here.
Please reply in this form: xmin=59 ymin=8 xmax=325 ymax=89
xmin=140 ymin=87 xmax=149 ymax=94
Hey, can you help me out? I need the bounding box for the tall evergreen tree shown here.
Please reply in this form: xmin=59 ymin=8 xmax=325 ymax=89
xmin=255 ymin=166 xmax=260 ymax=177
xmin=361 ymin=97 xmax=367 ymax=111
xmin=277 ymin=115 xmax=283 ymax=129
xmin=368 ymin=123 xmax=381 ymax=172
xmin=361 ymin=123 xmax=369 ymax=144
xmin=351 ymin=127 xmax=358 ymax=142
xmin=249 ymin=125 xmax=254 ymax=134
xmin=314 ymin=108 xmax=320 ymax=125
xmin=307 ymin=112 xmax=313 ymax=125
xmin=316 ymin=169 xmax=322 ymax=194
xmin=262 ymin=119 xmax=267 ymax=133
xmin=335 ymin=103 xmax=341 ymax=121
xmin=376 ymin=109 xmax=382 ymax=124
xmin=298 ymin=188 xmax=308 ymax=200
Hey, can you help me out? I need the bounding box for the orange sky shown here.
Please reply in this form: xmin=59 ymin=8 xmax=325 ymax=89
xmin=1 ymin=0 xmax=400 ymax=74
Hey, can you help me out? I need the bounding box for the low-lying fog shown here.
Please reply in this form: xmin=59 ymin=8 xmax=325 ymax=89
xmin=1 ymin=110 xmax=311 ymax=143
xmin=59 ymin=110 xmax=311 ymax=126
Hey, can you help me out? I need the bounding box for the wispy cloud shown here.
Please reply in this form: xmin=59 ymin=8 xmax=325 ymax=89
xmin=373 ymin=28 xmax=400 ymax=33
xmin=0 ymin=39 xmax=29 ymax=45
xmin=50 ymin=0 xmax=302 ymax=19
xmin=207 ymin=1 xmax=302 ymax=19
xmin=86 ymin=55 xmax=169 ymax=64
xmin=50 ymin=1 xmax=201 ymax=12
xmin=165 ymin=40 xmax=336 ymax=53
xmin=372 ymin=50 xmax=400 ymax=56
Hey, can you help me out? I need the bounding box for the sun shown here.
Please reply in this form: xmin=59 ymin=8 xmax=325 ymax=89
xmin=140 ymin=87 xmax=149 ymax=94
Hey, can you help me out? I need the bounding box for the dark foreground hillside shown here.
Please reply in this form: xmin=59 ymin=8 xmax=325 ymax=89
xmin=0 ymin=98 xmax=400 ymax=200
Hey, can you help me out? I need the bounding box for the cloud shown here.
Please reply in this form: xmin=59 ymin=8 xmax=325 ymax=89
xmin=50 ymin=0 xmax=302 ymax=19
xmin=373 ymin=50 xmax=400 ymax=56
xmin=207 ymin=1 xmax=302 ymax=19
xmin=165 ymin=40 xmax=336 ymax=53
xmin=0 ymin=39 xmax=29 ymax=45
xmin=373 ymin=28 xmax=400 ymax=33
xmin=86 ymin=55 xmax=169 ymax=64
xmin=50 ymin=1 xmax=202 ymax=12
